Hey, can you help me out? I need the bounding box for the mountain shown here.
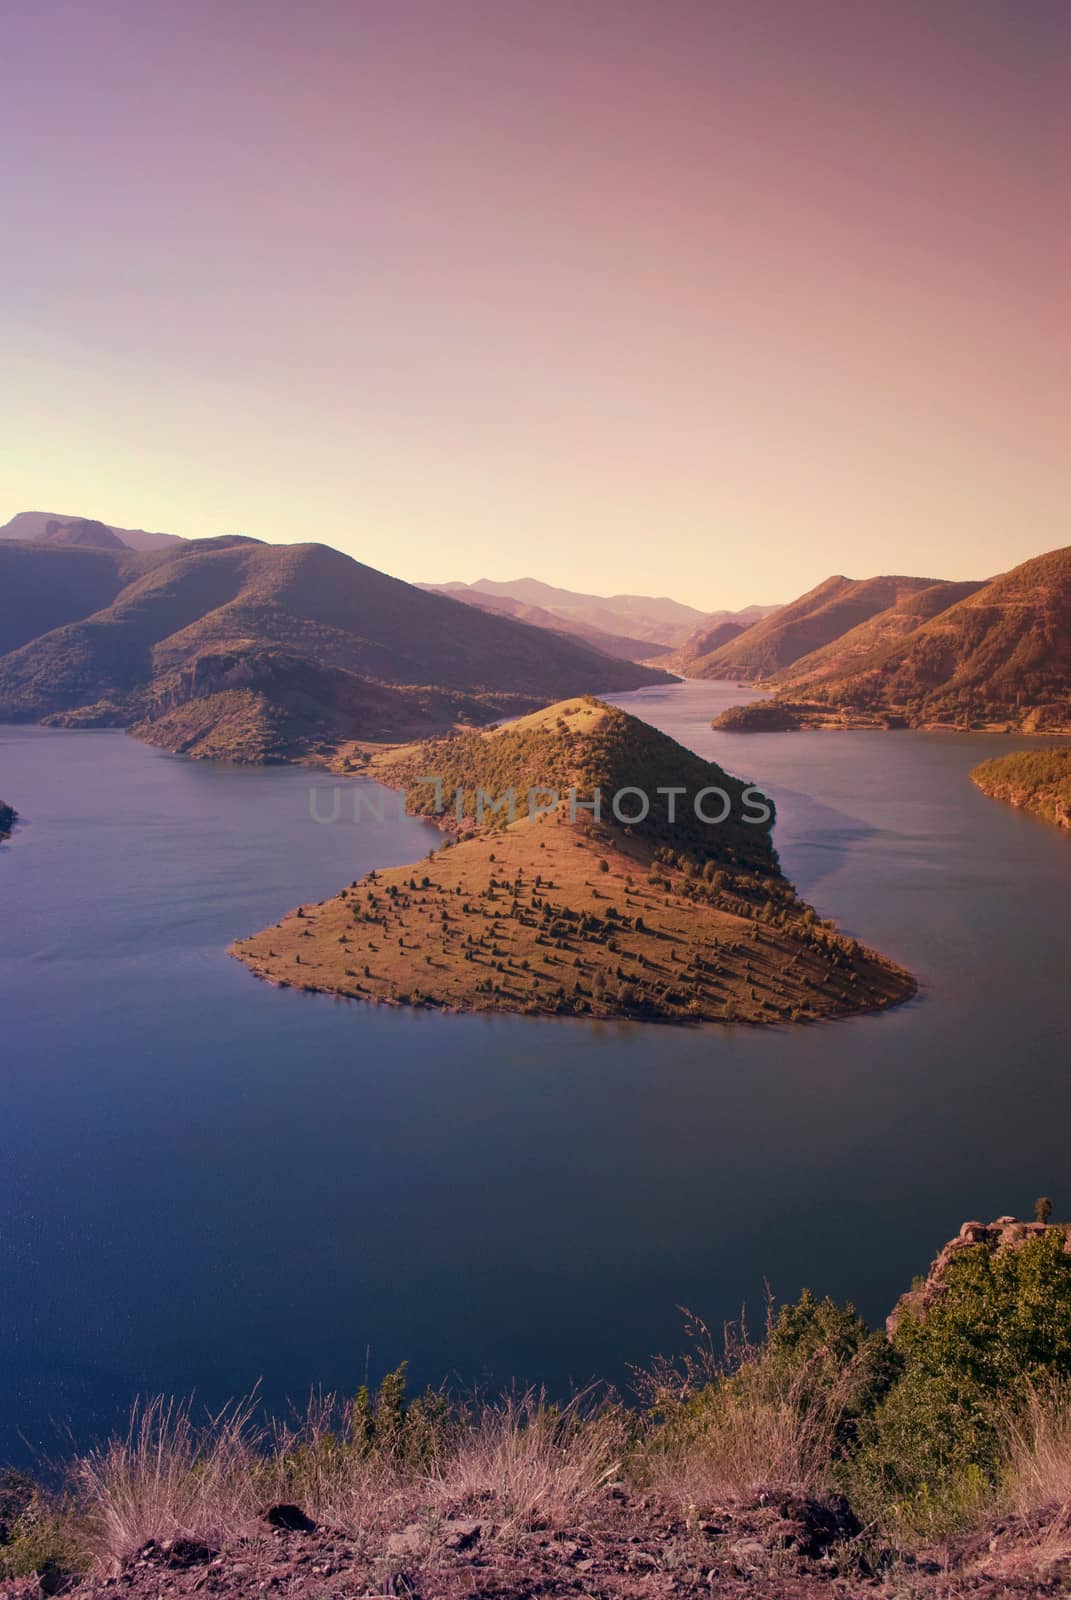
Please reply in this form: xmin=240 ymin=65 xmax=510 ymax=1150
xmin=35 ymin=517 xmax=127 ymax=550
xmin=0 ymin=510 xmax=185 ymax=552
xmin=795 ymin=546 xmax=1071 ymax=729
xmin=421 ymin=584 xmax=665 ymax=661
xmin=432 ymin=578 xmax=707 ymax=647
xmin=769 ymin=579 xmax=985 ymax=690
xmin=0 ymin=536 xmax=673 ymax=761
xmin=671 ymin=575 xmax=940 ymax=681
xmin=234 ymin=696 xmax=914 ymax=1023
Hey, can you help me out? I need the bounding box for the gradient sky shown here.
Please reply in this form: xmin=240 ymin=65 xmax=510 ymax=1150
xmin=1 ymin=0 xmax=1068 ymax=609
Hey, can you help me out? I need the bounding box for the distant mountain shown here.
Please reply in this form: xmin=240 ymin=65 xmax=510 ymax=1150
xmin=422 ymin=584 xmax=665 ymax=660
xmin=674 ymin=575 xmax=940 ymax=681
xmin=433 ymin=578 xmax=707 ymax=647
xmin=797 ymin=546 xmax=1071 ymax=729
xmin=0 ymin=537 xmax=673 ymax=761
xmin=35 ymin=517 xmax=127 ymax=550
xmin=0 ymin=510 xmax=185 ymax=552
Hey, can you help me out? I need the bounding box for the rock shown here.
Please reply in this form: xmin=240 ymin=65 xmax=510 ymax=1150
xmin=262 ymin=1503 xmax=317 ymax=1533
xmin=888 ymin=1217 xmax=1071 ymax=1335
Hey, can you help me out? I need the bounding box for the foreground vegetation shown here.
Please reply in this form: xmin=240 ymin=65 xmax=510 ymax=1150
xmin=971 ymin=748 xmax=1071 ymax=831
xmin=6 ymin=1217 xmax=1071 ymax=1595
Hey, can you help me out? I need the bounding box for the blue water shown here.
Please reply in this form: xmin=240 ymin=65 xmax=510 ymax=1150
xmin=2 ymin=684 xmax=1070 ymax=1464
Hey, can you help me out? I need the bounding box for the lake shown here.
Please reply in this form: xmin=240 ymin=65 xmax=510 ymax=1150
xmin=2 ymin=682 xmax=1070 ymax=1465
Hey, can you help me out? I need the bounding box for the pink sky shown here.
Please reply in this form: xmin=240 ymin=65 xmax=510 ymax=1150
xmin=1 ymin=0 xmax=1067 ymax=608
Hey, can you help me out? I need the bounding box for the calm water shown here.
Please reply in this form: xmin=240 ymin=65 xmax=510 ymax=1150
xmin=2 ymin=684 xmax=1070 ymax=1464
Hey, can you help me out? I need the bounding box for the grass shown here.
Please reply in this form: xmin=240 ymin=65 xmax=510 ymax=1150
xmin=13 ymin=1310 xmax=1071 ymax=1589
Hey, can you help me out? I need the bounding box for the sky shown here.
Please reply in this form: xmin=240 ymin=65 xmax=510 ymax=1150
xmin=1 ymin=0 xmax=1068 ymax=610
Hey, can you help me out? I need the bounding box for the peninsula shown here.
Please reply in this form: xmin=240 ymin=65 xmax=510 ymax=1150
xmin=971 ymin=748 xmax=1071 ymax=831
xmin=232 ymin=699 xmax=914 ymax=1025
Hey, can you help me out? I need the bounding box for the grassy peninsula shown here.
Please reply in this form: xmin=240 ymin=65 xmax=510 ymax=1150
xmin=971 ymin=748 xmax=1071 ymax=831
xmin=232 ymin=699 xmax=914 ymax=1024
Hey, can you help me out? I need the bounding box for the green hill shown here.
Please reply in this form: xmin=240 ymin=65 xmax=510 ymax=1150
xmin=971 ymin=748 xmax=1071 ymax=829
xmin=0 ymin=536 xmax=674 ymax=760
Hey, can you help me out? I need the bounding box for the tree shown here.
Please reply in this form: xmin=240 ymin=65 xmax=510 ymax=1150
xmin=1035 ymin=1196 xmax=1054 ymax=1224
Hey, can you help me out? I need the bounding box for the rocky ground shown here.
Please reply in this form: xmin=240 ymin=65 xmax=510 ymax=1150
xmin=5 ymin=1490 xmax=1067 ymax=1600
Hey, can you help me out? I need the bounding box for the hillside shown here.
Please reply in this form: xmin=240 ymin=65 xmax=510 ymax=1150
xmin=0 ymin=538 xmax=673 ymax=761
xmin=796 ymin=546 xmax=1071 ymax=729
xmin=769 ymin=579 xmax=985 ymax=690
xmin=433 ymin=577 xmax=708 ymax=646
xmin=0 ymin=509 xmax=185 ymax=551
xmin=971 ymin=748 xmax=1071 ymax=830
xmin=670 ymin=575 xmax=939 ymax=680
xmin=233 ymin=698 xmax=914 ymax=1023
xmin=423 ymin=584 xmax=663 ymax=660
xmin=0 ymin=542 xmax=166 ymax=656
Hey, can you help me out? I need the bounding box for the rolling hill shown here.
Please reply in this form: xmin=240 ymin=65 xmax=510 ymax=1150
xmin=234 ymin=697 xmax=914 ymax=1024
xmin=0 ymin=536 xmax=674 ymax=760
xmin=0 ymin=509 xmax=185 ymax=552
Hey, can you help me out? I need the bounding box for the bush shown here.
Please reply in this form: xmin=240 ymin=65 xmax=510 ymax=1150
xmin=848 ymin=1230 xmax=1071 ymax=1540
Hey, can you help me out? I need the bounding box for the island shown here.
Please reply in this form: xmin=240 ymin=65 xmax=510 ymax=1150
xmin=0 ymin=800 xmax=16 ymax=841
xmin=232 ymin=699 xmax=915 ymax=1025
xmin=971 ymin=749 xmax=1071 ymax=831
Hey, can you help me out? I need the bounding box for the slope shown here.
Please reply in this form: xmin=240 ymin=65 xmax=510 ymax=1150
xmin=233 ymin=698 xmax=915 ymax=1024
xmin=0 ymin=538 xmax=673 ymax=760
xmin=673 ymin=575 xmax=940 ymax=681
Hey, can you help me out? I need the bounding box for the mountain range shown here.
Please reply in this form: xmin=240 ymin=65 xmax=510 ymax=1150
xmin=0 ymin=533 xmax=672 ymax=761
xmin=700 ymin=546 xmax=1071 ymax=732
xmin=422 ymin=576 xmax=776 ymax=658
xmin=0 ymin=511 xmax=185 ymax=552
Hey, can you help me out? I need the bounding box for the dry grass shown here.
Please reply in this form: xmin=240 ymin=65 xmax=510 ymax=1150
xmin=1003 ymin=1379 xmax=1071 ymax=1518
xmin=72 ymin=1395 xmax=267 ymax=1571
xmin=426 ymin=1390 xmax=626 ymax=1537
xmin=232 ymin=809 xmax=911 ymax=1026
xmin=635 ymin=1314 xmax=859 ymax=1510
xmin=50 ymin=1386 xmax=626 ymax=1576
